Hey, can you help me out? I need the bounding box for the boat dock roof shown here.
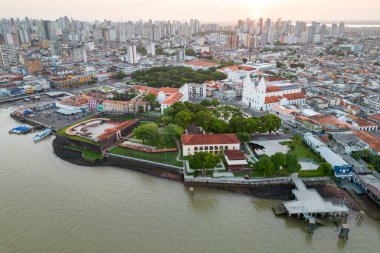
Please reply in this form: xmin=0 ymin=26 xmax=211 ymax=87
xmin=283 ymin=174 xmax=349 ymax=215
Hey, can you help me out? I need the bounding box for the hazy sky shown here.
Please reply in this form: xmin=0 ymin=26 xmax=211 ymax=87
xmin=1 ymin=0 xmax=380 ymax=22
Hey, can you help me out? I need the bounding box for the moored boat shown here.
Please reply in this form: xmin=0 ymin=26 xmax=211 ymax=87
xmin=9 ymin=126 xmax=32 ymax=134
xmin=33 ymin=128 xmax=52 ymax=142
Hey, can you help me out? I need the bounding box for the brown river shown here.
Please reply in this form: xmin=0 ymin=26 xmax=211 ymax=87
xmin=0 ymin=108 xmax=379 ymax=253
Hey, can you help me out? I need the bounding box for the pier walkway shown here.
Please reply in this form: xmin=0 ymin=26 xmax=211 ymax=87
xmin=282 ymin=173 xmax=349 ymax=216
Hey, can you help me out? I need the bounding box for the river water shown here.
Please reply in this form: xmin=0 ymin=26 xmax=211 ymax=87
xmin=0 ymin=108 xmax=379 ymax=253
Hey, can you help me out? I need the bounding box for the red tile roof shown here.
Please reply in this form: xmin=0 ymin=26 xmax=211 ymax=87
xmin=224 ymin=150 xmax=246 ymax=160
xmin=369 ymin=114 xmax=380 ymax=122
xmin=219 ymin=65 xmax=256 ymax=71
xmin=184 ymin=60 xmax=219 ymax=68
xmin=312 ymin=115 xmax=351 ymax=129
xmin=159 ymin=87 xmax=179 ymax=93
xmin=283 ymin=92 xmax=305 ymax=100
xmin=162 ymin=92 xmax=183 ymax=105
xmin=97 ymin=119 xmax=139 ymax=142
xmin=264 ymin=96 xmax=280 ymax=104
xmin=265 ymin=76 xmax=289 ymax=82
xmin=352 ymin=130 xmax=380 ymax=153
xmin=181 ymin=134 xmax=240 ymax=145
xmin=266 ymin=86 xmax=282 ymax=92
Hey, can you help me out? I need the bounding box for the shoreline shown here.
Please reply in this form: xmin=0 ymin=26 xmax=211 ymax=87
xmin=52 ymin=137 xmax=379 ymax=216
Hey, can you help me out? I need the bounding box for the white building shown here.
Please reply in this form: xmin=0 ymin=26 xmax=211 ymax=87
xmin=146 ymin=42 xmax=155 ymax=56
xmin=242 ymin=77 xmax=306 ymax=111
xmin=181 ymin=134 xmax=240 ymax=156
xmin=269 ymin=105 xmax=297 ymax=125
xmin=303 ymin=133 xmax=353 ymax=178
xmin=0 ymin=44 xmax=18 ymax=69
xmin=187 ymin=83 xmax=207 ymax=98
xmin=128 ymin=45 xmax=139 ymax=64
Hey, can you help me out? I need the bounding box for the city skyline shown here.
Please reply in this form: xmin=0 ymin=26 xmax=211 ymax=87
xmin=1 ymin=0 xmax=380 ymax=23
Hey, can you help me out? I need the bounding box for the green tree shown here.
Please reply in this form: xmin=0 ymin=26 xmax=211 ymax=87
xmin=237 ymin=132 xmax=250 ymax=141
xmin=318 ymin=162 xmax=333 ymax=174
xmin=229 ymin=117 xmax=242 ymax=132
xmin=211 ymin=98 xmax=220 ymax=106
xmin=137 ymin=46 xmax=147 ymax=55
xmin=271 ymin=152 xmax=287 ymax=170
xmin=259 ymin=114 xmax=281 ymax=133
xmin=143 ymin=93 xmax=158 ymax=109
xmin=255 ymin=156 xmax=275 ymax=177
xmin=209 ymin=118 xmax=231 ymax=133
xmin=163 ymin=123 xmax=183 ymax=146
xmin=285 ymin=153 xmax=301 ymax=172
xmin=193 ymin=111 xmax=212 ymax=130
xmin=174 ymin=110 xmax=193 ymax=129
xmin=114 ymin=71 xmax=126 ymax=80
xmin=133 ymin=122 xmax=159 ymax=144
xmin=200 ymin=99 xmax=212 ymax=107
xmin=185 ymin=48 xmax=196 ymax=56
xmin=189 ymin=152 xmax=220 ymax=175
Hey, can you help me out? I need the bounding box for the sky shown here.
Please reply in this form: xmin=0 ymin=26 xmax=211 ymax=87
xmin=1 ymin=0 xmax=380 ymax=23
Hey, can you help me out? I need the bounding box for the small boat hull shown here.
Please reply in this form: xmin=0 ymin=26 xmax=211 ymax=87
xmin=9 ymin=126 xmax=32 ymax=134
xmin=33 ymin=128 xmax=52 ymax=142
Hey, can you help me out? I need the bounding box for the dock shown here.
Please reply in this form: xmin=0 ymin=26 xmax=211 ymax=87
xmin=280 ymin=173 xmax=349 ymax=218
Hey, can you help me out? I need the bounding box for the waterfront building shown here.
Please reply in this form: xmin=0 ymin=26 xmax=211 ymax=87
xmin=181 ymin=134 xmax=240 ymax=156
xmin=224 ymin=150 xmax=248 ymax=171
xmin=303 ymin=133 xmax=353 ymax=178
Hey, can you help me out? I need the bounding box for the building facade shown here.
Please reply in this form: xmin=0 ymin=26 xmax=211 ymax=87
xmin=242 ymin=77 xmax=306 ymax=111
xmin=181 ymin=134 xmax=240 ymax=156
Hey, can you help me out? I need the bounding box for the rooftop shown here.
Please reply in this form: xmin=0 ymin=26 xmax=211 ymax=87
xmin=181 ymin=134 xmax=240 ymax=146
xmin=224 ymin=150 xmax=246 ymax=160
xmin=352 ymin=130 xmax=380 ymax=153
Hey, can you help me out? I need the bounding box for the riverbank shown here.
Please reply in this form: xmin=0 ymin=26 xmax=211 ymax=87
xmin=51 ymin=137 xmax=357 ymax=202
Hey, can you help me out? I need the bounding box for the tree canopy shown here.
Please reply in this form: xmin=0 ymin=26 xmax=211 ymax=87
xmin=131 ymin=66 xmax=227 ymax=88
xmin=133 ymin=123 xmax=159 ymax=144
xmin=189 ymin=152 xmax=220 ymax=175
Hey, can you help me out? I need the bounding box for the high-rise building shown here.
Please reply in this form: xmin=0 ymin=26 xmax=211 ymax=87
xmin=338 ymin=22 xmax=345 ymax=38
xmin=150 ymin=25 xmax=161 ymax=42
xmin=295 ymin=21 xmax=306 ymax=36
xmin=0 ymin=33 xmax=14 ymax=45
xmin=227 ymin=34 xmax=239 ymax=50
xmin=18 ymin=29 xmax=30 ymax=43
xmin=49 ymin=41 xmax=62 ymax=56
xmin=43 ymin=20 xmax=55 ymax=40
xmin=70 ymin=46 xmax=87 ymax=63
xmin=0 ymin=44 xmax=18 ymax=69
xmin=146 ymin=42 xmax=155 ymax=56
xmin=177 ymin=48 xmax=186 ymax=62
xmin=331 ymin=23 xmax=339 ymax=37
xmin=128 ymin=44 xmax=138 ymax=64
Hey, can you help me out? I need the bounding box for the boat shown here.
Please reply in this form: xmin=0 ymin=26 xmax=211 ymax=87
xmin=33 ymin=128 xmax=52 ymax=142
xmin=9 ymin=126 xmax=32 ymax=134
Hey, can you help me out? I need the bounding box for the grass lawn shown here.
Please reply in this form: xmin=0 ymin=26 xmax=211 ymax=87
xmin=64 ymin=145 xmax=104 ymax=162
xmin=82 ymin=150 xmax=104 ymax=162
xmin=109 ymin=147 xmax=183 ymax=167
xmin=283 ymin=141 xmax=322 ymax=163
xmin=299 ymin=168 xmax=333 ymax=177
